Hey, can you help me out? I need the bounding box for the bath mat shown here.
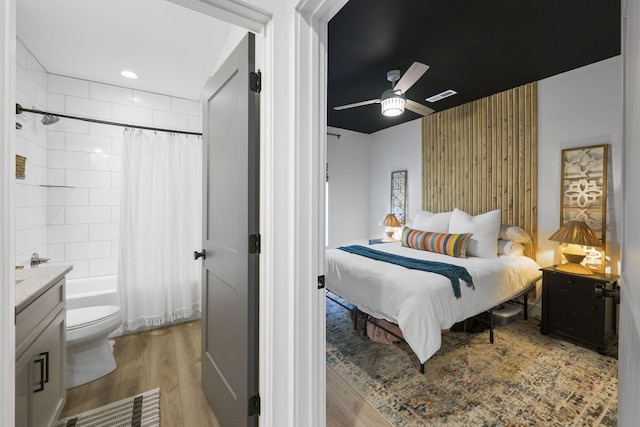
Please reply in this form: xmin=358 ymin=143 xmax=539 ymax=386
xmin=55 ymin=388 xmax=160 ymax=427
xmin=326 ymin=295 xmax=618 ymax=426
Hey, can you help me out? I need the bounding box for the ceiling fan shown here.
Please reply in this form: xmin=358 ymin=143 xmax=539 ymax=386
xmin=333 ymin=61 xmax=435 ymax=117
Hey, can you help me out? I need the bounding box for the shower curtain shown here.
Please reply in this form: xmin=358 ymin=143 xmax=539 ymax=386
xmin=119 ymin=129 xmax=202 ymax=332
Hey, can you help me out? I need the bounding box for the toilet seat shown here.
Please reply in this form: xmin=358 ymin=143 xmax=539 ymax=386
xmin=66 ymin=305 xmax=122 ymax=347
xmin=67 ymin=305 xmax=121 ymax=330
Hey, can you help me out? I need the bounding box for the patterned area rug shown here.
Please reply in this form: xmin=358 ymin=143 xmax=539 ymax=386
xmin=55 ymin=388 xmax=160 ymax=427
xmin=326 ymin=296 xmax=618 ymax=426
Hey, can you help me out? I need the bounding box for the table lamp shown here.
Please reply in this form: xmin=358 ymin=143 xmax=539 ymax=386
xmin=548 ymin=220 xmax=602 ymax=275
xmin=379 ymin=213 xmax=401 ymax=242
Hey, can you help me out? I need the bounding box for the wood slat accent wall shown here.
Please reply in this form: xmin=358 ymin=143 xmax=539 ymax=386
xmin=422 ymin=82 xmax=538 ymax=257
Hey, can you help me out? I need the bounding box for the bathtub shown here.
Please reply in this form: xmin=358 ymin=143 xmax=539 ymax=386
xmin=66 ymin=275 xmax=118 ymax=310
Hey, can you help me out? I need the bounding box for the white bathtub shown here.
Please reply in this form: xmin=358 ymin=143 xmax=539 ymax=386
xmin=66 ymin=275 xmax=118 ymax=310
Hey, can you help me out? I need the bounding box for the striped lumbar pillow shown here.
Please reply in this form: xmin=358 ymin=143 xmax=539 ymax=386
xmin=402 ymin=227 xmax=473 ymax=258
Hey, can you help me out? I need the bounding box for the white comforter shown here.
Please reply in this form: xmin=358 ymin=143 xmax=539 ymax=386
xmin=326 ymin=242 xmax=541 ymax=363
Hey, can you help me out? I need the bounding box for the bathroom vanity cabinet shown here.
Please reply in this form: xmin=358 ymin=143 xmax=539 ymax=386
xmin=15 ymin=266 xmax=71 ymax=427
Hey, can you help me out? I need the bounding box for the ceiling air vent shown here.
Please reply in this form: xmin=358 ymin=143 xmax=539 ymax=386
xmin=426 ymin=89 xmax=457 ymax=103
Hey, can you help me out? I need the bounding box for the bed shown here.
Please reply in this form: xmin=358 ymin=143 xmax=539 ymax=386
xmin=325 ymin=227 xmax=541 ymax=369
xmin=326 ymin=95 xmax=541 ymax=371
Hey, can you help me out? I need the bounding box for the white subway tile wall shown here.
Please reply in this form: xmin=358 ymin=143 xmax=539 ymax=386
xmin=15 ymin=39 xmax=202 ymax=280
xmin=153 ymin=109 xmax=189 ymax=129
xmin=47 ymin=93 xmax=65 ymax=113
xmin=47 ymin=224 xmax=89 ymax=244
xmin=133 ymin=90 xmax=171 ymax=111
xmin=15 ymin=40 xmax=49 ymax=268
xmin=48 ymin=74 xmax=89 ymax=98
xmin=171 ymin=97 xmax=200 ymax=116
xmin=90 ymin=82 xmax=134 ymax=106
xmin=112 ymin=104 xmax=153 ymax=125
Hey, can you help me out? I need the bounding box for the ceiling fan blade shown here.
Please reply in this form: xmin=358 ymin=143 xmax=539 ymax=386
xmin=394 ymin=62 xmax=429 ymax=94
xmin=333 ymin=99 xmax=380 ymax=110
xmin=405 ymin=99 xmax=435 ymax=116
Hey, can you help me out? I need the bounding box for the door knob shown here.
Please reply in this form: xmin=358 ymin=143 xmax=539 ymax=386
xmin=194 ymin=250 xmax=206 ymax=260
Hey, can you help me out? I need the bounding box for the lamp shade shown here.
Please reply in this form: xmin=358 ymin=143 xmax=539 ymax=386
xmin=380 ymin=89 xmax=405 ymax=117
xmin=379 ymin=213 xmax=401 ymax=228
xmin=548 ymin=220 xmax=602 ymax=247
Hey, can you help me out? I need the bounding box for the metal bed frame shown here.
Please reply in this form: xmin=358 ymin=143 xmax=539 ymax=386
xmin=326 ymin=283 xmax=534 ymax=374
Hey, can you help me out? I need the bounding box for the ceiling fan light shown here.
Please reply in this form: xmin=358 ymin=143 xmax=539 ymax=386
xmin=381 ymin=90 xmax=406 ymax=117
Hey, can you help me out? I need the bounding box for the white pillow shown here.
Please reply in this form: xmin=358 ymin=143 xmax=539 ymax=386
xmin=499 ymin=224 xmax=532 ymax=243
xmin=411 ymin=210 xmax=452 ymax=233
xmin=497 ymin=240 xmax=525 ymax=256
xmin=449 ymin=208 xmax=501 ymax=258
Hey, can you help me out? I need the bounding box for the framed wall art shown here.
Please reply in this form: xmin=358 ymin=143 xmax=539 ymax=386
xmin=560 ymin=144 xmax=608 ymax=272
xmin=391 ymin=170 xmax=407 ymax=224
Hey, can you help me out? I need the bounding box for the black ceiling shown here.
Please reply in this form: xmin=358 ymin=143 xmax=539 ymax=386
xmin=327 ymin=0 xmax=621 ymax=134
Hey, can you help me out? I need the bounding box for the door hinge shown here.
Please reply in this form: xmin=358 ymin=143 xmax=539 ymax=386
xmin=249 ymin=233 xmax=261 ymax=254
xmin=318 ymin=275 xmax=325 ymax=289
xmin=248 ymin=393 xmax=261 ymax=416
xmin=249 ymin=70 xmax=261 ymax=93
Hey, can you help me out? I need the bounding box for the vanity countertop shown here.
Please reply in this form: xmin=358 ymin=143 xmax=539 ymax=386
xmin=15 ymin=265 xmax=73 ymax=314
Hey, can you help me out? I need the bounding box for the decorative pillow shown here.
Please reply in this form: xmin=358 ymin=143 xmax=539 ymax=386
xmin=499 ymin=224 xmax=532 ymax=243
xmin=411 ymin=210 xmax=452 ymax=233
xmin=448 ymin=208 xmax=501 ymax=258
xmin=497 ymin=240 xmax=525 ymax=256
xmin=402 ymin=227 xmax=472 ymax=258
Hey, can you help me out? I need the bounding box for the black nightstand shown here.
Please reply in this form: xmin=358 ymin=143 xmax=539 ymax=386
xmin=540 ymin=266 xmax=619 ymax=355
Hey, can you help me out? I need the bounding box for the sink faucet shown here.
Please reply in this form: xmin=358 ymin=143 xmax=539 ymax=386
xmin=31 ymin=253 xmax=50 ymax=268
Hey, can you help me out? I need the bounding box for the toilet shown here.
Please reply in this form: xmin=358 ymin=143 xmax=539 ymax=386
xmin=66 ymin=305 xmax=122 ymax=388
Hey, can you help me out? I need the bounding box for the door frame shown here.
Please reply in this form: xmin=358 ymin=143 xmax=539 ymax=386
xmin=0 ymin=0 xmax=347 ymax=426
xmin=173 ymin=1 xmax=348 ymax=426
xmin=0 ymin=0 xmax=17 ymax=423
xmin=619 ymin=0 xmax=640 ymax=424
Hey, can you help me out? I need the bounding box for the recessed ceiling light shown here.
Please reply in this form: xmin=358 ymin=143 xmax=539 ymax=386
xmin=426 ymin=89 xmax=457 ymax=103
xmin=121 ymin=70 xmax=138 ymax=79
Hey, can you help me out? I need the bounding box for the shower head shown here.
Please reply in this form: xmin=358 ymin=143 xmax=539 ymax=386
xmin=41 ymin=114 xmax=60 ymax=126
xmin=16 ymin=104 xmax=61 ymax=126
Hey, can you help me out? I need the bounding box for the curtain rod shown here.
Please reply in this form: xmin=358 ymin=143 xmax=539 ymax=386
xmin=15 ymin=103 xmax=203 ymax=136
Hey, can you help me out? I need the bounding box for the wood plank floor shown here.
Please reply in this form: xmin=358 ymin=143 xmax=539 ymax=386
xmin=60 ymin=320 xmax=220 ymax=426
xmin=60 ymin=320 xmax=391 ymax=426
xmin=326 ymin=365 xmax=392 ymax=427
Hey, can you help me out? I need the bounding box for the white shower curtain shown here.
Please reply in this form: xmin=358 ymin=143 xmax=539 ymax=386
xmin=119 ymin=129 xmax=202 ymax=332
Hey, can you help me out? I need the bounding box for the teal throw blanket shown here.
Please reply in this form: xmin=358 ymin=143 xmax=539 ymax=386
xmin=337 ymin=245 xmax=474 ymax=298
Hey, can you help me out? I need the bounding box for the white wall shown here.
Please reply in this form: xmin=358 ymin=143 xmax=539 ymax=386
xmin=368 ymin=119 xmax=422 ymax=238
xmin=326 ymin=126 xmax=369 ymax=247
xmin=15 ymin=40 xmax=48 ymax=268
xmin=537 ymin=56 xmax=623 ymax=272
xmin=15 ymin=39 xmax=201 ymax=280
xmin=327 ymin=119 xmax=422 ymax=242
xmin=329 ymin=57 xmax=623 ymax=273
